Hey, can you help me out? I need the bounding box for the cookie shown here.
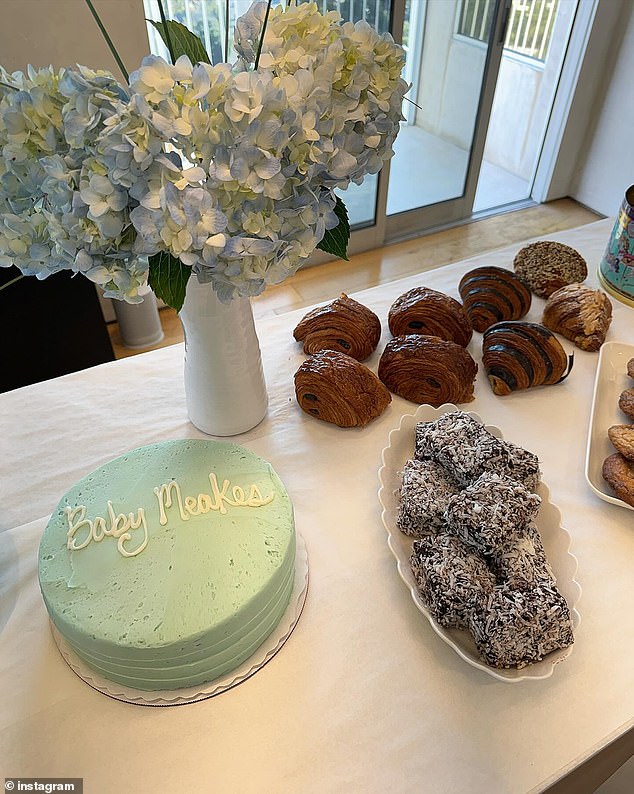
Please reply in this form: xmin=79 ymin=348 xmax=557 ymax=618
xmin=513 ymin=241 xmax=587 ymax=299
xmin=602 ymin=453 xmax=634 ymax=507
xmin=628 ymin=358 xmax=634 ymax=378
xmin=619 ymin=388 xmax=634 ymax=420
xmin=608 ymin=425 xmax=634 ymax=461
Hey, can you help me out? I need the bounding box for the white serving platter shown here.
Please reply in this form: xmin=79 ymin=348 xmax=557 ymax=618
xmin=378 ymin=403 xmax=582 ymax=682
xmin=585 ymin=340 xmax=634 ymax=511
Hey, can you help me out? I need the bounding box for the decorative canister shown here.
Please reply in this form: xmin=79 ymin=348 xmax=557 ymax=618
xmin=599 ymin=184 xmax=634 ymax=307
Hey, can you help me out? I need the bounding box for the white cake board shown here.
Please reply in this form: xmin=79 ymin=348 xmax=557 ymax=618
xmin=50 ymin=533 xmax=309 ymax=706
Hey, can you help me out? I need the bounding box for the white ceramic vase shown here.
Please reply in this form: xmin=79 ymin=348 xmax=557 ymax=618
xmin=178 ymin=276 xmax=268 ymax=436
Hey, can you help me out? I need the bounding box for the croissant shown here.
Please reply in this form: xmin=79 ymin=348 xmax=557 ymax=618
xmin=542 ymin=283 xmax=612 ymax=351
xmin=378 ymin=334 xmax=477 ymax=407
xmin=482 ymin=321 xmax=573 ymax=395
xmin=293 ymin=293 xmax=381 ymax=361
xmin=294 ymin=350 xmax=391 ymax=427
xmin=388 ymin=287 xmax=472 ymax=347
xmin=458 ymin=266 xmax=532 ymax=333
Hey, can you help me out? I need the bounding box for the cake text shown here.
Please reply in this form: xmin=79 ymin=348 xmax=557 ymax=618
xmin=65 ymin=503 xmax=149 ymax=558
xmin=153 ymin=473 xmax=275 ymax=524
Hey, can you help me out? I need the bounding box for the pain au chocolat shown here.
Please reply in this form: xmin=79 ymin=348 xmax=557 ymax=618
xmin=293 ymin=293 xmax=381 ymax=362
xmin=294 ymin=350 xmax=391 ymax=427
xmin=482 ymin=321 xmax=573 ymax=396
xmin=387 ymin=287 xmax=473 ymax=347
xmin=458 ymin=266 xmax=532 ymax=333
xmin=378 ymin=334 xmax=477 ymax=407
xmin=542 ymin=283 xmax=612 ymax=352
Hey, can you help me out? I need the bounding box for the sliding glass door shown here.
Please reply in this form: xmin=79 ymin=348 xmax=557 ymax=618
xmin=143 ymin=0 xmax=510 ymax=251
xmin=381 ymin=0 xmax=511 ymax=242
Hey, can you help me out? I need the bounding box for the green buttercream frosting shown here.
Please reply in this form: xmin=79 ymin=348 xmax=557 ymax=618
xmin=38 ymin=439 xmax=296 ymax=691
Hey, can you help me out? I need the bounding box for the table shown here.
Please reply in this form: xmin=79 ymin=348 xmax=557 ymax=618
xmin=1 ymin=218 xmax=632 ymax=794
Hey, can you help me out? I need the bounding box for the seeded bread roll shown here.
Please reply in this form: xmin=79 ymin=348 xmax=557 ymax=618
xmin=542 ymin=283 xmax=612 ymax=351
xmin=388 ymin=287 xmax=473 ymax=347
xmin=513 ymin=240 xmax=587 ymax=298
xmin=294 ymin=350 xmax=391 ymax=427
xmin=459 ymin=266 xmax=532 ymax=332
xmin=293 ymin=293 xmax=381 ymax=361
xmin=378 ymin=335 xmax=477 ymax=407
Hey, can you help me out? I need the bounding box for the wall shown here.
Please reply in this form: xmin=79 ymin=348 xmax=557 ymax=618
xmin=0 ymin=0 xmax=149 ymax=78
xmin=569 ymin=2 xmax=634 ymax=216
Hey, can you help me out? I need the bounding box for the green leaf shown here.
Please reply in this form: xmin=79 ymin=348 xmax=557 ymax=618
xmin=317 ymin=195 xmax=350 ymax=260
xmin=148 ymin=251 xmax=191 ymax=313
xmin=149 ymin=19 xmax=211 ymax=65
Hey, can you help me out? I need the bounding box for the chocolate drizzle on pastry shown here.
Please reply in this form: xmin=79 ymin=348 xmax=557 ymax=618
xmin=482 ymin=321 xmax=573 ymax=395
xmin=378 ymin=335 xmax=477 ymax=406
xmin=294 ymin=350 xmax=391 ymax=427
xmin=542 ymin=283 xmax=612 ymax=351
xmin=388 ymin=287 xmax=473 ymax=347
xmin=293 ymin=293 xmax=381 ymax=361
xmin=458 ymin=266 xmax=532 ymax=332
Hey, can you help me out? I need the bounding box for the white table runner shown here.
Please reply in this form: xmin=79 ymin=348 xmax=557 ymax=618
xmin=1 ymin=218 xmax=632 ymax=793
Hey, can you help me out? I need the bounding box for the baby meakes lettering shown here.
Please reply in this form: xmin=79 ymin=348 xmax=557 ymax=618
xmin=65 ymin=472 xmax=275 ymax=557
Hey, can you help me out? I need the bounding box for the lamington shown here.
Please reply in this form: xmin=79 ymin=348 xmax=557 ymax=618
xmin=492 ymin=523 xmax=555 ymax=590
xmin=415 ymin=411 xmax=541 ymax=490
xmin=397 ymin=458 xmax=460 ymax=536
xmin=443 ymin=472 xmax=541 ymax=555
xmin=410 ymin=535 xmax=496 ymax=629
xmin=469 ymin=584 xmax=574 ymax=668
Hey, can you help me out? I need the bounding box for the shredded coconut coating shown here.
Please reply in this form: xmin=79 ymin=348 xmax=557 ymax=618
xmin=414 ymin=411 xmax=540 ymax=490
xmin=469 ymin=584 xmax=574 ymax=668
xmin=492 ymin=524 xmax=555 ymax=590
xmin=444 ymin=472 xmax=541 ymax=555
xmin=410 ymin=535 xmax=496 ymax=629
xmin=397 ymin=459 xmax=460 ymax=536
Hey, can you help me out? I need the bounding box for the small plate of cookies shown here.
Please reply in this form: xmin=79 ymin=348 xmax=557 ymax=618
xmin=585 ymin=341 xmax=634 ymax=511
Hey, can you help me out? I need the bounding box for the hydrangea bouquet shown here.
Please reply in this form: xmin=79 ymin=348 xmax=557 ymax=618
xmin=0 ymin=1 xmax=407 ymax=311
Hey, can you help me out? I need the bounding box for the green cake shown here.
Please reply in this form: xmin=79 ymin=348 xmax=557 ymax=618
xmin=38 ymin=439 xmax=296 ymax=691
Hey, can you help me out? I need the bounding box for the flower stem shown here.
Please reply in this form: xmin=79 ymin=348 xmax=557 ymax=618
xmin=0 ymin=80 xmax=18 ymax=92
xmin=156 ymin=0 xmax=176 ymax=65
xmin=83 ymin=0 xmax=129 ymax=83
xmin=0 ymin=273 xmax=25 ymax=293
xmin=254 ymin=0 xmax=272 ymax=70
xmin=225 ymin=0 xmax=230 ymax=63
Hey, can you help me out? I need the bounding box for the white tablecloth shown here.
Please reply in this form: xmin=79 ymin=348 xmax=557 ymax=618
xmin=1 ymin=218 xmax=632 ymax=793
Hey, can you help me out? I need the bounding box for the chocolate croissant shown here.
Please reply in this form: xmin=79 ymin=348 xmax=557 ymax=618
xmin=294 ymin=350 xmax=391 ymax=427
xmin=542 ymin=283 xmax=612 ymax=351
xmin=458 ymin=266 xmax=532 ymax=333
xmin=293 ymin=293 xmax=381 ymax=361
xmin=388 ymin=287 xmax=472 ymax=347
xmin=378 ymin=335 xmax=477 ymax=407
xmin=482 ymin=321 xmax=573 ymax=395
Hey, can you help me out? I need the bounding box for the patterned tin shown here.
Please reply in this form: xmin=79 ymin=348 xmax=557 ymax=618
xmin=599 ymin=185 xmax=634 ymax=307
